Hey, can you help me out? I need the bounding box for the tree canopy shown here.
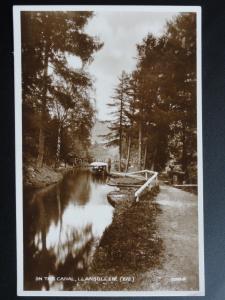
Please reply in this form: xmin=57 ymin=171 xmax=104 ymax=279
xmin=22 ymin=11 xmax=103 ymax=167
xmin=105 ymin=13 xmax=197 ymax=181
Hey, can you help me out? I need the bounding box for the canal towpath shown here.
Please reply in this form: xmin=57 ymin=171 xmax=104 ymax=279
xmin=136 ymin=184 xmax=199 ymax=291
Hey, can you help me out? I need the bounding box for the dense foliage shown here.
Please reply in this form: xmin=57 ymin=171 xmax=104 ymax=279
xmin=105 ymin=13 xmax=197 ymax=182
xmin=22 ymin=11 xmax=103 ymax=168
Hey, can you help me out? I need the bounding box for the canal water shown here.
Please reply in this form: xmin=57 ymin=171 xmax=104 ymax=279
xmin=24 ymin=170 xmax=115 ymax=291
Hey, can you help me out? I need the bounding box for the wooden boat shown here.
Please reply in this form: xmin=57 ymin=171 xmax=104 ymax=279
xmin=90 ymin=162 xmax=108 ymax=176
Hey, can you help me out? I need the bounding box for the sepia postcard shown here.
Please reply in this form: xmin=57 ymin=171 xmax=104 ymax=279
xmin=14 ymin=5 xmax=204 ymax=296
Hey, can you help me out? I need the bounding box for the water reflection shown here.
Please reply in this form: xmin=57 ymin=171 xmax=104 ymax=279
xmin=24 ymin=170 xmax=115 ymax=291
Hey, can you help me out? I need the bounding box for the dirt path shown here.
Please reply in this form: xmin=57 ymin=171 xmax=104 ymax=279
xmin=137 ymin=184 xmax=199 ymax=291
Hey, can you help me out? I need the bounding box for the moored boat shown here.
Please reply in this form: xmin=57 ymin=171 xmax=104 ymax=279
xmin=90 ymin=162 xmax=108 ymax=176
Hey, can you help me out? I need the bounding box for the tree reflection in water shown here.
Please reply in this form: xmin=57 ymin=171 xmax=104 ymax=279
xmin=24 ymin=170 xmax=114 ymax=291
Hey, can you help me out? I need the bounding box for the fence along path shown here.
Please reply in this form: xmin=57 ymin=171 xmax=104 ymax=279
xmin=111 ymin=169 xmax=158 ymax=201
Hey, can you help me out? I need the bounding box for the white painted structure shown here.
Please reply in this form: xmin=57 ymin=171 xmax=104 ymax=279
xmin=111 ymin=169 xmax=158 ymax=201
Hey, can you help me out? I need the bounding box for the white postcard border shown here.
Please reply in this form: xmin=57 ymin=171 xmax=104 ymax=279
xmin=13 ymin=5 xmax=204 ymax=297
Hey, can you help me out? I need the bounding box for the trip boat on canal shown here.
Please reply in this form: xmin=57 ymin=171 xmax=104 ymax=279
xmin=90 ymin=161 xmax=108 ymax=176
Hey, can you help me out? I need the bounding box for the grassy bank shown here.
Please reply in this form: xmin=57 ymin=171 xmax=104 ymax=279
xmin=74 ymin=187 xmax=163 ymax=291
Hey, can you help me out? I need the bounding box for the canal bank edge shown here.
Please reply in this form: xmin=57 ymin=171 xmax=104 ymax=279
xmin=23 ymin=164 xmax=64 ymax=188
xmin=76 ymin=187 xmax=162 ymax=291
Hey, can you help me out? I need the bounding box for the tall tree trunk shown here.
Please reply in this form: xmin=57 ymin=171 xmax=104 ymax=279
xmin=36 ymin=125 xmax=45 ymax=168
xmin=143 ymin=143 xmax=148 ymax=169
xmin=55 ymin=123 xmax=62 ymax=168
xmin=125 ymin=135 xmax=131 ymax=172
xmin=138 ymin=122 xmax=142 ymax=170
xmin=36 ymin=44 xmax=49 ymax=168
xmin=119 ymin=96 xmax=123 ymax=172
xmin=119 ymin=130 xmax=122 ymax=172
xmin=151 ymin=148 xmax=157 ymax=170
xmin=182 ymin=124 xmax=187 ymax=178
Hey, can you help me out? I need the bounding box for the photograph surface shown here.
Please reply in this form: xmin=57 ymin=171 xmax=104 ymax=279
xmin=14 ymin=5 xmax=204 ymax=296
